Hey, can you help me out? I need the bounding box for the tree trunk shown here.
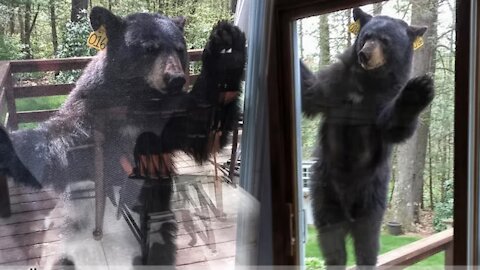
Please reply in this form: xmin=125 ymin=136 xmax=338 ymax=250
xmin=345 ymin=9 xmax=351 ymax=47
xmin=18 ymin=8 xmax=25 ymax=44
xmin=298 ymin=20 xmax=303 ymax=59
xmin=391 ymin=0 xmax=438 ymax=230
xmin=318 ymin=14 xmax=330 ymax=67
xmin=230 ymin=0 xmax=237 ymax=13
xmin=71 ymin=0 xmax=88 ymax=22
xmin=9 ymin=11 xmax=15 ymax=35
xmin=428 ymin=130 xmax=434 ymax=209
xmin=23 ymin=3 xmax=39 ymax=59
xmin=373 ymin=2 xmax=383 ymax=15
xmin=50 ymin=0 xmax=59 ymax=56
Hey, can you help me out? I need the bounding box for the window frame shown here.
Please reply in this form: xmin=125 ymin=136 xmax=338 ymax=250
xmin=265 ymin=0 xmax=471 ymax=265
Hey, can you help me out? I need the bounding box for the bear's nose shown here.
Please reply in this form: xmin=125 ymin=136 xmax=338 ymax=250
xmin=165 ymin=73 xmax=186 ymax=92
xmin=358 ymin=51 xmax=369 ymax=65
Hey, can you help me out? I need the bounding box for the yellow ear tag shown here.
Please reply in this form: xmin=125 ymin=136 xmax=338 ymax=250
xmin=413 ymin=36 xmax=424 ymax=50
xmin=348 ymin=20 xmax=361 ymax=35
xmin=87 ymin=25 xmax=108 ymax=50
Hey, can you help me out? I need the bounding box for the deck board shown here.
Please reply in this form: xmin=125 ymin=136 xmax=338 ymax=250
xmin=0 ymin=149 xmax=243 ymax=268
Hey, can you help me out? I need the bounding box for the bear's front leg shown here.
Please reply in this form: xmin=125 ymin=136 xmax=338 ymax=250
xmin=382 ymin=74 xmax=434 ymax=143
xmin=189 ymin=21 xmax=246 ymax=153
xmin=0 ymin=126 xmax=41 ymax=188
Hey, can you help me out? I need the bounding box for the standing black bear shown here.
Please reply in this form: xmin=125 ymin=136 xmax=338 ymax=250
xmin=0 ymin=6 xmax=245 ymax=266
xmin=301 ymin=8 xmax=434 ymax=268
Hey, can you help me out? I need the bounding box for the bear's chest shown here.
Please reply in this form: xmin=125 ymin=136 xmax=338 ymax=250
xmin=320 ymin=122 xmax=384 ymax=172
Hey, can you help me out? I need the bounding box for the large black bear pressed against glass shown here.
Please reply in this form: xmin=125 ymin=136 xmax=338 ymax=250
xmin=301 ymin=8 xmax=434 ymax=269
xmin=0 ymin=6 xmax=246 ymax=266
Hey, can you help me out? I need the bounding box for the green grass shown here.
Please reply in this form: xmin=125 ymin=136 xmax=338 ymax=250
xmin=14 ymin=95 xmax=68 ymax=129
xmin=306 ymin=225 xmax=444 ymax=268
xmin=15 ymin=95 xmax=67 ymax=112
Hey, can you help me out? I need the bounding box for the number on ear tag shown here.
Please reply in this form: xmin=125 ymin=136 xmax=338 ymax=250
xmin=413 ymin=36 xmax=424 ymax=50
xmin=348 ymin=20 xmax=361 ymax=35
xmin=87 ymin=25 xmax=108 ymax=50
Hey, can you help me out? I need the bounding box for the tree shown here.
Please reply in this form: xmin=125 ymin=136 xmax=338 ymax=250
xmin=318 ymin=14 xmax=330 ymax=66
xmin=50 ymin=0 xmax=58 ymax=55
xmin=71 ymin=0 xmax=88 ymax=22
xmin=17 ymin=1 xmax=40 ymax=59
xmin=391 ymin=0 xmax=438 ymax=230
xmin=372 ymin=2 xmax=383 ymax=15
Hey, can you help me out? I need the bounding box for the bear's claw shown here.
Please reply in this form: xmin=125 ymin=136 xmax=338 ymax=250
xmin=204 ymin=21 xmax=246 ymax=71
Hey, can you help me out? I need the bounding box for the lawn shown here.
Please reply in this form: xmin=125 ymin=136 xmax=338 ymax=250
xmin=305 ymin=225 xmax=444 ymax=269
xmin=15 ymin=95 xmax=68 ymax=129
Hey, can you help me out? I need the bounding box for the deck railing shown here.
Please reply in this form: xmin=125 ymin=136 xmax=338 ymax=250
xmin=0 ymin=53 xmax=453 ymax=268
xmin=347 ymin=228 xmax=453 ymax=269
xmin=0 ymin=50 xmax=202 ymax=130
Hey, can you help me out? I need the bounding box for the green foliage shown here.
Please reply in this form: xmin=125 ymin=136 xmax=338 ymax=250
xmin=305 ymin=257 xmax=325 ymax=270
xmin=57 ymin=10 xmax=95 ymax=58
xmin=182 ymin=2 xmax=233 ymax=49
xmin=433 ymin=179 xmax=453 ymax=232
xmin=56 ymin=10 xmax=95 ymax=83
xmin=0 ymin=34 xmax=27 ymax=60
xmin=302 ymin=116 xmax=321 ymax=159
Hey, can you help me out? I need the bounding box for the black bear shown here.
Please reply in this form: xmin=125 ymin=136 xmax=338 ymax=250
xmin=0 ymin=6 xmax=245 ymax=266
xmin=301 ymin=8 xmax=434 ymax=268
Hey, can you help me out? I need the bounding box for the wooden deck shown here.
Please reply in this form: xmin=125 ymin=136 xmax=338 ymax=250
xmin=0 ymin=146 xmax=243 ymax=269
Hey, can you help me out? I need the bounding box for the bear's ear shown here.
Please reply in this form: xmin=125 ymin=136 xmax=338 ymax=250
xmin=90 ymin=6 xmax=122 ymax=34
xmin=408 ymin=25 xmax=428 ymax=38
xmin=171 ymin=16 xmax=186 ymax=32
xmin=352 ymin=7 xmax=372 ymax=27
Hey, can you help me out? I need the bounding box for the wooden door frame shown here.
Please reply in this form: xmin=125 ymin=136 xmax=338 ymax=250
xmin=266 ymin=0 xmax=471 ymax=265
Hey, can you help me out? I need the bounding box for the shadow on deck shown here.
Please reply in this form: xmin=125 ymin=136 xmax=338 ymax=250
xmin=0 ymin=150 xmax=245 ymax=269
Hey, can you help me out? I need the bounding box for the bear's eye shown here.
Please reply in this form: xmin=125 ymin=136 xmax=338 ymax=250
xmin=175 ymin=44 xmax=185 ymax=53
xmin=379 ymin=37 xmax=390 ymax=45
xmin=363 ymin=33 xmax=373 ymax=40
xmin=145 ymin=46 xmax=159 ymax=54
xmin=142 ymin=42 xmax=161 ymax=54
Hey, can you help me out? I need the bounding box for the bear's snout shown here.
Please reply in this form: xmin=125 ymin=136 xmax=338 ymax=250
xmin=358 ymin=40 xmax=386 ymax=70
xmin=165 ymin=73 xmax=186 ymax=92
xmin=146 ymin=54 xmax=186 ymax=94
xmin=164 ymin=55 xmax=186 ymax=93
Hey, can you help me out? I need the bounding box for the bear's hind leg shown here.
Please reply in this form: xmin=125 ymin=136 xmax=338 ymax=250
xmin=317 ymin=221 xmax=349 ymax=269
xmin=351 ymin=213 xmax=383 ymax=269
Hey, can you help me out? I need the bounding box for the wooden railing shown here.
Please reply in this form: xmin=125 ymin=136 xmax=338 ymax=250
xmin=348 ymin=228 xmax=453 ymax=269
xmin=0 ymin=49 xmax=202 ymax=130
xmin=376 ymin=228 xmax=453 ymax=268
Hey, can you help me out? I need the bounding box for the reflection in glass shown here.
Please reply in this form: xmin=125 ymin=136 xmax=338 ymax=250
xmin=0 ymin=4 xmax=262 ymax=269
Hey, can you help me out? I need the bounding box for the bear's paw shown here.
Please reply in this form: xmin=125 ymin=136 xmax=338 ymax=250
xmin=401 ymin=74 xmax=435 ymax=108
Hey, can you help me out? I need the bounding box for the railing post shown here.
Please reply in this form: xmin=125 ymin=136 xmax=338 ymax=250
xmin=228 ymin=120 xmax=239 ymax=185
xmin=445 ymin=241 xmax=454 ymax=269
xmin=4 ymin=70 xmax=18 ymax=130
xmin=0 ymin=175 xmax=11 ymax=217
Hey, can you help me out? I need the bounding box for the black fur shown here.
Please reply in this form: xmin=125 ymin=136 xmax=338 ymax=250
xmin=302 ymin=8 xmax=433 ymax=269
xmin=0 ymin=7 xmax=245 ymax=266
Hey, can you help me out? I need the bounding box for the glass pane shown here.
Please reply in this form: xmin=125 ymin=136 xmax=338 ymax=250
xmin=294 ymin=1 xmax=455 ymax=268
xmin=0 ymin=1 xmax=265 ymax=269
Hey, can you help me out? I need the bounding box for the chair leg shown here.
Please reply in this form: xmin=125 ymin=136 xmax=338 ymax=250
xmin=0 ymin=175 xmax=11 ymax=217
xmin=93 ymin=126 xmax=106 ymax=240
